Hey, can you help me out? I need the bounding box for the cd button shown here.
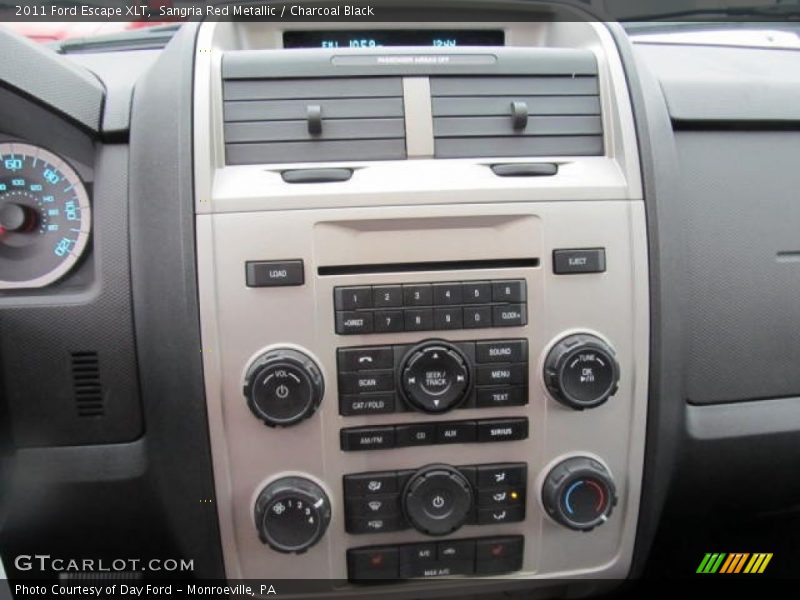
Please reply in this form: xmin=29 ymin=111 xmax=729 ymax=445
xmin=395 ymin=423 xmax=436 ymax=447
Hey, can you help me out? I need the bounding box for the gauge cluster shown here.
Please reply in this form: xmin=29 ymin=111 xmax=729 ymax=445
xmin=0 ymin=142 xmax=91 ymax=290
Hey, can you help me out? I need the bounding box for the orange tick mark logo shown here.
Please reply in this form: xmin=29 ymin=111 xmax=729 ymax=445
xmin=696 ymin=553 xmax=773 ymax=574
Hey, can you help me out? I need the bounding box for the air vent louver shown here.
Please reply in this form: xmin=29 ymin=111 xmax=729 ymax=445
xmin=223 ymin=77 xmax=406 ymax=165
xmin=71 ymin=351 xmax=103 ymax=418
xmin=431 ymin=75 xmax=603 ymax=159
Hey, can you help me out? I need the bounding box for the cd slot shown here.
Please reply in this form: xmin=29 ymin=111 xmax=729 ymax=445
xmin=318 ymin=258 xmax=538 ymax=277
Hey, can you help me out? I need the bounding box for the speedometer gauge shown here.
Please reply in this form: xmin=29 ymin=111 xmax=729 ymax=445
xmin=0 ymin=143 xmax=91 ymax=289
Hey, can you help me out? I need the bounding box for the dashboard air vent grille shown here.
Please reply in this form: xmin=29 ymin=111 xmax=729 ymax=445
xmin=71 ymin=351 xmax=104 ymax=418
xmin=223 ymin=77 xmax=406 ymax=165
xmin=430 ymin=75 xmax=603 ymax=158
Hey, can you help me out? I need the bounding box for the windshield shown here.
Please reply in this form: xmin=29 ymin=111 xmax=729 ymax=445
xmin=1 ymin=0 xmax=799 ymax=43
xmin=607 ymin=0 xmax=800 ymax=20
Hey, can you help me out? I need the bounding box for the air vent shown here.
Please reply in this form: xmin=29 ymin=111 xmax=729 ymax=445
xmin=223 ymin=77 xmax=407 ymax=165
xmin=431 ymin=75 xmax=603 ymax=159
xmin=71 ymin=351 xmax=103 ymax=418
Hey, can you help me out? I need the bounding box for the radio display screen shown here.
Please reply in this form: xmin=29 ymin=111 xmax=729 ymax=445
xmin=283 ymin=29 xmax=505 ymax=49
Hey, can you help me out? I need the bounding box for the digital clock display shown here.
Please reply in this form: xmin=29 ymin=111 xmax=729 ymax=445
xmin=283 ymin=30 xmax=505 ymax=49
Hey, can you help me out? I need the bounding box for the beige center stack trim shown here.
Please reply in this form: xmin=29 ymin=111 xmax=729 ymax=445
xmin=194 ymin=12 xmax=648 ymax=598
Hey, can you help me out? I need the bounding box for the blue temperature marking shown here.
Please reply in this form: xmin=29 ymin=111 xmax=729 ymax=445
xmin=63 ymin=184 xmax=73 ymax=193
xmin=564 ymin=481 xmax=584 ymax=515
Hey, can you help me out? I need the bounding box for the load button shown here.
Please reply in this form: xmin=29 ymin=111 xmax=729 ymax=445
xmin=245 ymin=260 xmax=304 ymax=287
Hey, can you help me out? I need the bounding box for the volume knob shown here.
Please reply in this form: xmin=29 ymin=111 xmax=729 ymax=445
xmin=244 ymin=348 xmax=324 ymax=427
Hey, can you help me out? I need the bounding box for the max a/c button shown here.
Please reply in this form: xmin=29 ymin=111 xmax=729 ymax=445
xmin=245 ymin=260 xmax=304 ymax=287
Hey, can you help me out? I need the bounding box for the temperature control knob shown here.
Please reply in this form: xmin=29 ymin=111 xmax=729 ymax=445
xmin=254 ymin=477 xmax=331 ymax=554
xmin=541 ymin=457 xmax=616 ymax=531
xmin=399 ymin=341 xmax=471 ymax=414
xmin=244 ymin=348 xmax=324 ymax=427
xmin=402 ymin=465 xmax=474 ymax=536
xmin=544 ymin=334 xmax=619 ymax=410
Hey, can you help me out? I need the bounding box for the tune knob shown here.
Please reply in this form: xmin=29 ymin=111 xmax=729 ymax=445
xmin=401 ymin=465 xmax=474 ymax=536
xmin=254 ymin=477 xmax=331 ymax=553
xmin=244 ymin=348 xmax=324 ymax=427
xmin=541 ymin=457 xmax=616 ymax=531
xmin=543 ymin=333 xmax=619 ymax=410
xmin=399 ymin=341 xmax=471 ymax=414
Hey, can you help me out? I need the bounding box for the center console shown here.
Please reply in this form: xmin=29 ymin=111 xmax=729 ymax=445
xmin=194 ymin=6 xmax=648 ymax=595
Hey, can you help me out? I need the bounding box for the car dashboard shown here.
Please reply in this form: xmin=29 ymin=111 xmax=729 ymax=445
xmin=1 ymin=0 xmax=800 ymax=596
